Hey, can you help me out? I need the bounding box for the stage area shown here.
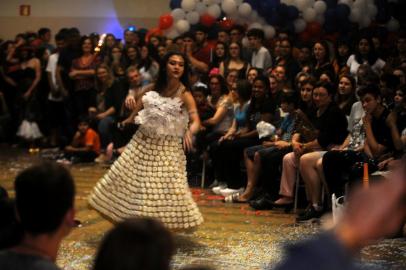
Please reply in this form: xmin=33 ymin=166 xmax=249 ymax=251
xmin=0 ymin=146 xmax=405 ymax=269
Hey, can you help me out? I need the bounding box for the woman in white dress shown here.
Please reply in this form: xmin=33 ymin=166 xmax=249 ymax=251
xmin=89 ymin=51 xmax=203 ymax=229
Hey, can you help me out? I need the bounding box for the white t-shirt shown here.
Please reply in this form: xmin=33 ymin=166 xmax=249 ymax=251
xmin=251 ymin=46 xmax=272 ymax=70
xmin=46 ymin=53 xmax=63 ymax=102
xmin=346 ymin=54 xmax=386 ymax=79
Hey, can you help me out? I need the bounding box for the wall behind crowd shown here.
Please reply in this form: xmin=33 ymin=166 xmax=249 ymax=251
xmin=0 ymin=0 xmax=170 ymax=40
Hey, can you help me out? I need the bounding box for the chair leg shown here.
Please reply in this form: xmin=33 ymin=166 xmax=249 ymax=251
xmin=201 ymin=158 xmax=206 ymax=188
xmin=294 ymin=170 xmax=300 ymax=213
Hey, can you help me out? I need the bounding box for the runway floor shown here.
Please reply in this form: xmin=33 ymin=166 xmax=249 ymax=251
xmin=0 ymin=146 xmax=405 ymax=269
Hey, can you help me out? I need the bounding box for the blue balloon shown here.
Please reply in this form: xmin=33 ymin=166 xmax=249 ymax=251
xmin=335 ymin=4 xmax=350 ymax=22
xmin=324 ymin=9 xmax=337 ymax=33
xmin=325 ymin=0 xmax=337 ymax=9
xmin=287 ymin=5 xmax=299 ymax=20
xmin=169 ymin=0 xmax=181 ymax=10
xmin=244 ymin=0 xmax=260 ymax=11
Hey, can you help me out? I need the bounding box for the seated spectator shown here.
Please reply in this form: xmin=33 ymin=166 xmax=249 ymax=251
xmin=230 ymin=92 xmax=298 ymax=203
xmin=60 ymin=116 xmax=100 ymax=164
xmin=323 ymin=84 xmax=399 ymax=203
xmin=274 ymin=159 xmax=406 ymax=270
xmin=247 ymin=67 xmax=259 ymax=85
xmin=267 ymin=82 xmax=348 ymax=215
xmin=92 ymin=217 xmax=173 ymax=270
xmin=213 ymin=77 xmax=273 ymax=197
xmin=335 ymin=74 xmax=357 ymax=117
xmin=0 ymin=161 xmax=76 ymax=269
xmin=90 ymin=64 xmax=126 ymax=150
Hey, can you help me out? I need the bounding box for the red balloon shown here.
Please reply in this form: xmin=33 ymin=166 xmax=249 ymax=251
xmin=219 ymin=18 xmax=234 ymax=30
xmin=159 ymin=14 xmax=173 ymax=30
xmin=306 ymin=22 xmax=322 ymax=37
xmin=298 ymin=31 xmax=311 ymax=43
xmin=200 ymin=13 xmax=216 ymax=27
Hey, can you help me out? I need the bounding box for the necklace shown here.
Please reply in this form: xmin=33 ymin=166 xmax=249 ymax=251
xmin=163 ymin=83 xmax=181 ymax=98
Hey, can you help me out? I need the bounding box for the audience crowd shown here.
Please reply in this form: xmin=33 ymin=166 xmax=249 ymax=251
xmin=1 ymin=24 xmax=406 ymax=226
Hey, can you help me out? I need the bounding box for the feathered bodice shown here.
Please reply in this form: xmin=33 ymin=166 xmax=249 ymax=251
xmin=135 ymin=90 xmax=189 ymax=137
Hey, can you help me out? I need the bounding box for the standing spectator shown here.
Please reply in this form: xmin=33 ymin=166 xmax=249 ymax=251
xmin=46 ymin=31 xmax=69 ymax=147
xmin=38 ymin=27 xmax=55 ymax=54
xmin=247 ymin=28 xmax=272 ymax=72
xmin=219 ymin=42 xmax=250 ymax=79
xmin=69 ymin=36 xmax=100 ymax=118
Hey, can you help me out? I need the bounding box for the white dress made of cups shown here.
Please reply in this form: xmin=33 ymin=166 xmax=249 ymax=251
xmin=89 ymin=87 xmax=203 ymax=229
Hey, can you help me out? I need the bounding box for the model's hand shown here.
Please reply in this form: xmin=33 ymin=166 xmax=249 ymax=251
xmin=183 ymin=130 xmax=194 ymax=152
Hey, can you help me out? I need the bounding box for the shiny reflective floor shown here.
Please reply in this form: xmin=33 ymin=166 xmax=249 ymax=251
xmin=0 ymin=146 xmax=405 ymax=269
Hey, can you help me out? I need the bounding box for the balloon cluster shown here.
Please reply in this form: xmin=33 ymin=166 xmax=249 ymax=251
xmin=157 ymin=0 xmax=401 ymax=40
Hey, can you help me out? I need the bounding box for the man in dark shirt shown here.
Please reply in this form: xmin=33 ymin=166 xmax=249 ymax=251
xmin=0 ymin=162 xmax=76 ymax=270
xmin=323 ymin=84 xmax=397 ymax=199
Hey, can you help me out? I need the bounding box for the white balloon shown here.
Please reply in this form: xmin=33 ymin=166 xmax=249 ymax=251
xmin=293 ymin=18 xmax=307 ymax=33
xmin=316 ymin=13 xmax=325 ymax=24
xmin=353 ymin=0 xmax=366 ymax=9
xmin=263 ymin=25 xmax=276 ymax=39
xmin=238 ymin=3 xmax=252 ymax=17
xmin=175 ymin=19 xmax=191 ymax=34
xmin=248 ymin=22 xmax=263 ymax=30
xmin=222 ymin=0 xmax=237 ymax=15
xmin=281 ymin=0 xmax=295 ymax=5
xmin=181 ymin=0 xmax=196 ymax=12
xmin=235 ymin=0 xmax=243 ymax=5
xmin=367 ymin=3 xmax=378 ymax=18
xmin=249 ymin=10 xmax=259 ymax=22
xmin=207 ymin=4 xmax=221 ymax=18
xmin=313 ymin=1 xmax=327 ymax=14
xmin=171 ymin=8 xmax=186 ymax=21
xmin=349 ymin=8 xmax=361 ymax=23
xmin=359 ymin=16 xmax=371 ymax=29
xmin=338 ymin=0 xmax=352 ymax=7
xmin=195 ymin=2 xmax=207 ymax=15
xmin=165 ymin=27 xmax=180 ymax=39
xmin=186 ymin=11 xmax=200 ymax=24
xmin=203 ymin=0 xmax=215 ymax=5
xmin=387 ymin=17 xmax=400 ymax=32
xmin=303 ymin=8 xmax=317 ymax=22
xmin=295 ymin=0 xmax=313 ymax=12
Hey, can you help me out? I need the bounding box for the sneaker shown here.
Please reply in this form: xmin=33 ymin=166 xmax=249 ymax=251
xmin=212 ymin=182 xmax=227 ymax=195
xmin=56 ymin=158 xmax=72 ymax=165
xmin=220 ymin=187 xmax=244 ymax=197
xmin=296 ymin=206 xmax=323 ymax=222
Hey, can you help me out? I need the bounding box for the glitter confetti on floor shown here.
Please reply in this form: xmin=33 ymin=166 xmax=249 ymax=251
xmin=0 ymin=146 xmax=405 ymax=269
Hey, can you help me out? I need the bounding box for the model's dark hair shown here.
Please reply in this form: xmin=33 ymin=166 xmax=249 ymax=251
xmin=14 ymin=162 xmax=75 ymax=235
xmin=93 ymin=217 xmax=174 ymax=270
xmin=154 ymin=51 xmax=190 ymax=94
